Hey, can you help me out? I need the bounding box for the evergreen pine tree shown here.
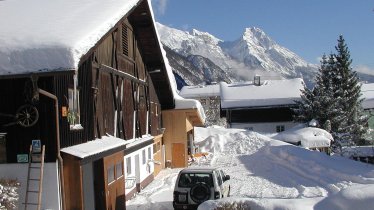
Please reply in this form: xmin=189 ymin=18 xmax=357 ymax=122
xmin=334 ymin=35 xmax=367 ymax=146
xmin=294 ymin=35 xmax=368 ymax=150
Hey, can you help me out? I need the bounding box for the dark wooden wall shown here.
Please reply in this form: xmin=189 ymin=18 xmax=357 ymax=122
xmin=0 ymin=76 xmax=63 ymax=162
xmin=228 ymin=107 xmax=295 ymax=123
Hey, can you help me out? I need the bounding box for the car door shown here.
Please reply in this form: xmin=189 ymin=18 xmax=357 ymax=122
xmin=214 ymin=170 xmax=225 ymax=198
xmin=219 ymin=170 xmax=229 ymax=197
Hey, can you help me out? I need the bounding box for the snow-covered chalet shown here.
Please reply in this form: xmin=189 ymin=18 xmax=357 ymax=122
xmin=0 ymin=0 xmax=204 ymax=209
xmin=220 ymin=77 xmax=304 ymax=133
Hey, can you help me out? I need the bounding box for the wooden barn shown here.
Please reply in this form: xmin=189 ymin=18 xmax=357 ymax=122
xmin=220 ymin=77 xmax=304 ymax=133
xmin=0 ymin=0 xmax=205 ymax=209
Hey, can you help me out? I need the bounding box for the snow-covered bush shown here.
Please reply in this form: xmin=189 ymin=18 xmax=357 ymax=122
xmin=0 ymin=179 xmax=19 ymax=210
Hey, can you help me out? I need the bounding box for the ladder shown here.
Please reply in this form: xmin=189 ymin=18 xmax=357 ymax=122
xmin=24 ymin=144 xmax=45 ymax=210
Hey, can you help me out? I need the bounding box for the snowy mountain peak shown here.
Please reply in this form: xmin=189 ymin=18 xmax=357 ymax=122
xmin=243 ymin=27 xmax=275 ymax=49
xmin=190 ymin=28 xmax=222 ymax=44
xmin=156 ymin=22 xmax=318 ymax=86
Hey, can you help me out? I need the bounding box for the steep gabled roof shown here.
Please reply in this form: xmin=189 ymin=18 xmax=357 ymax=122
xmin=220 ymin=78 xmax=304 ymax=109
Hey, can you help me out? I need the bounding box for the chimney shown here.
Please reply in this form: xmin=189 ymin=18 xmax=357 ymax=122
xmin=254 ymin=75 xmax=261 ymax=86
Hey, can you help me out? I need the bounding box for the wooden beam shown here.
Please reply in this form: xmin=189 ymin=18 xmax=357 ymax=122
xmin=100 ymin=64 xmax=147 ymax=86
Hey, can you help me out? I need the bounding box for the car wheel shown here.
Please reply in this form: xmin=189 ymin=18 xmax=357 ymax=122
xmin=190 ymin=183 xmax=211 ymax=204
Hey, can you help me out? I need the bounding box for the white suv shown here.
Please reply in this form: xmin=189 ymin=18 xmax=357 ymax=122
xmin=173 ymin=167 xmax=231 ymax=209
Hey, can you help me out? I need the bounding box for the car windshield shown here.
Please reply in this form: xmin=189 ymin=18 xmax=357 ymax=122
xmin=178 ymin=173 xmax=213 ymax=188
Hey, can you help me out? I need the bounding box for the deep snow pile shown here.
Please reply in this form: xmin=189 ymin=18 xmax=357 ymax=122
xmin=127 ymin=127 xmax=374 ymax=210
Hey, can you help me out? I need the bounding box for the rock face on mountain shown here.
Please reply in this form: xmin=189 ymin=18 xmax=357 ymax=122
xmin=156 ymin=22 xmax=318 ymax=89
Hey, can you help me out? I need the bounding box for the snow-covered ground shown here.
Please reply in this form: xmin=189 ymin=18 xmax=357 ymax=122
xmin=127 ymin=127 xmax=374 ymax=210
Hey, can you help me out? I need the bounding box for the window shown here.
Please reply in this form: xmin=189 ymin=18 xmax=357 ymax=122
xmin=116 ymin=162 xmax=123 ymax=179
xmin=148 ymin=147 xmax=152 ymax=160
xmin=219 ymin=170 xmax=226 ymax=182
xmin=126 ymin=157 xmax=132 ymax=174
xmin=107 ymin=165 xmax=115 ymax=184
xmin=178 ymin=173 xmax=213 ymax=188
xmin=68 ymin=88 xmax=81 ymax=129
xmin=276 ymin=125 xmax=285 ymax=132
xmin=216 ymin=171 xmax=223 ymax=186
xmin=142 ymin=149 xmax=146 ymax=164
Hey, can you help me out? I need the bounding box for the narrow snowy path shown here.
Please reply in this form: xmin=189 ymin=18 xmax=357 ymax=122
xmin=127 ymin=168 xmax=180 ymax=210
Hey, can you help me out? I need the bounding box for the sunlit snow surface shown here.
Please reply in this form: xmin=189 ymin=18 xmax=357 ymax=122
xmin=127 ymin=127 xmax=374 ymax=210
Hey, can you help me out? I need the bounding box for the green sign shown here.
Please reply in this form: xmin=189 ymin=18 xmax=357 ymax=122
xmin=17 ymin=154 xmax=28 ymax=163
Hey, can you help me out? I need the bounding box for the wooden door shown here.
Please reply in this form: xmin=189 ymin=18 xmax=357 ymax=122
xmin=172 ymin=143 xmax=185 ymax=168
xmin=104 ymin=151 xmax=125 ymax=210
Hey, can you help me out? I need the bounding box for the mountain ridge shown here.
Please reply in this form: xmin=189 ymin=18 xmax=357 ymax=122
xmin=156 ymin=23 xmax=374 ymax=89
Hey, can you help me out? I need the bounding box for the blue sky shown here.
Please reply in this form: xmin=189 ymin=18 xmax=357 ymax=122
xmin=152 ymin=0 xmax=374 ymax=73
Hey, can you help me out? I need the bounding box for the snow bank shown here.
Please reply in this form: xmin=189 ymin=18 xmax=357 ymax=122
xmin=198 ymin=197 xmax=321 ymax=210
xmin=127 ymin=127 xmax=374 ymax=210
xmin=194 ymin=127 xmax=374 ymax=210
xmin=194 ymin=126 xmax=271 ymax=154
xmin=315 ymin=184 xmax=374 ymax=210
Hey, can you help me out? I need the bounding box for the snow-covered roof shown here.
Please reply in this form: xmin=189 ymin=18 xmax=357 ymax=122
xmin=272 ymin=125 xmax=333 ymax=148
xmin=179 ymin=84 xmax=220 ymax=98
xmin=0 ymin=0 xmax=140 ymax=75
xmin=60 ymin=135 xmax=153 ymax=159
xmin=220 ymin=78 xmax=304 ymax=109
xmin=361 ymin=83 xmax=374 ymax=109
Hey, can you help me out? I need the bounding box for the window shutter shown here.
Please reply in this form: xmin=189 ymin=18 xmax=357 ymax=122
xmin=122 ymin=24 xmax=129 ymax=56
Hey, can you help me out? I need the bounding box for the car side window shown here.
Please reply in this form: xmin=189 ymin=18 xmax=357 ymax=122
xmin=216 ymin=171 xmax=223 ymax=186
xmin=220 ymin=170 xmax=226 ymax=182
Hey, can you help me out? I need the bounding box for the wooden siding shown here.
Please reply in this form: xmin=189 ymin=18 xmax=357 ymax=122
xmin=89 ymin=18 xmax=162 ymax=140
xmin=162 ymin=110 xmax=188 ymax=168
xmin=153 ymin=135 xmax=163 ymax=176
xmin=62 ymin=154 xmax=84 ymax=210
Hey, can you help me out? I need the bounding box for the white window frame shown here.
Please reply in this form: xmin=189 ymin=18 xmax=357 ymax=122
xmin=68 ymin=88 xmax=82 ymax=130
